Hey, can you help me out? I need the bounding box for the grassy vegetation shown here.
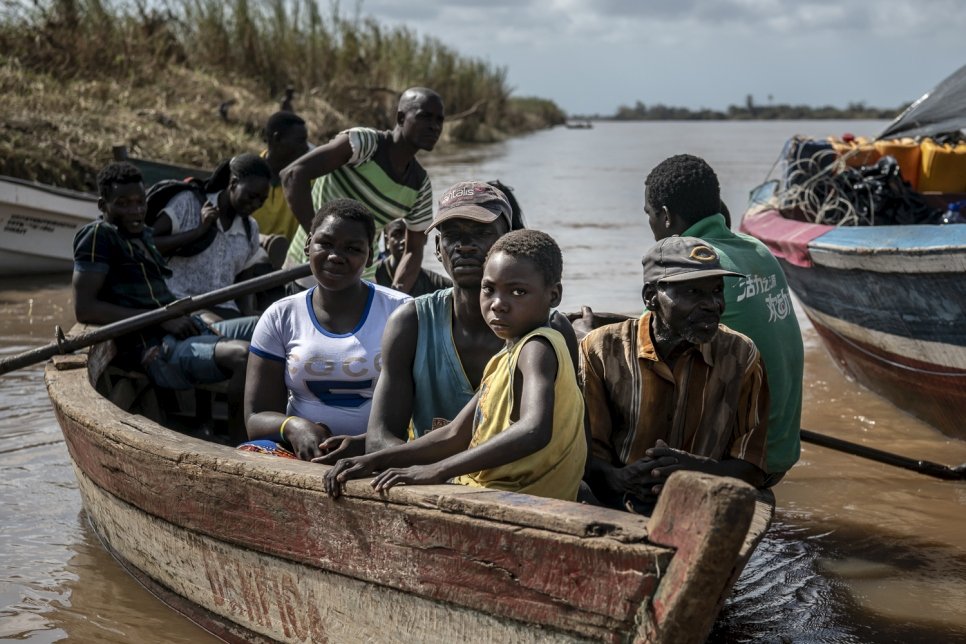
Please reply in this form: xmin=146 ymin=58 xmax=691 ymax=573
xmin=0 ymin=0 xmax=565 ymax=191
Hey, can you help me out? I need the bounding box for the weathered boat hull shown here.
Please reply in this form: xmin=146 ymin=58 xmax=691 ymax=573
xmin=0 ymin=176 xmax=98 ymax=275
xmin=45 ymin=346 xmax=771 ymax=643
xmin=741 ymin=208 xmax=966 ymax=439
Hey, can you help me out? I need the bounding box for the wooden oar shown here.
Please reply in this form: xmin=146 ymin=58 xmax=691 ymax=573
xmin=801 ymin=429 xmax=966 ymax=480
xmin=0 ymin=263 xmax=312 ymax=376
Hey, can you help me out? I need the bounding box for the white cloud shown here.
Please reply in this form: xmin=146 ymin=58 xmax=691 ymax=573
xmin=356 ymin=0 xmax=966 ymax=114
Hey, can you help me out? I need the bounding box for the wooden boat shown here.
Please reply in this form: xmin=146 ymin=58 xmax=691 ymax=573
xmin=740 ymin=204 xmax=966 ymax=439
xmin=0 ymin=175 xmax=99 ymax=275
xmin=112 ymin=145 xmax=210 ymax=186
xmin=44 ymin=333 xmax=773 ymax=643
xmin=738 ymin=66 xmax=966 ymax=440
xmin=564 ymin=121 xmax=593 ymax=130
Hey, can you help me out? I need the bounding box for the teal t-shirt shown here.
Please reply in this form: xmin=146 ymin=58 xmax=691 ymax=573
xmin=683 ymin=214 xmax=804 ymax=474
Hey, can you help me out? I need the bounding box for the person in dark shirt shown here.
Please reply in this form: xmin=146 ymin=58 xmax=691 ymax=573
xmin=373 ymin=218 xmax=451 ymax=296
xmin=72 ymin=163 xmax=252 ymax=432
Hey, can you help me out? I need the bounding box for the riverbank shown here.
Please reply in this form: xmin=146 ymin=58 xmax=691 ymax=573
xmin=0 ymin=0 xmax=564 ymax=192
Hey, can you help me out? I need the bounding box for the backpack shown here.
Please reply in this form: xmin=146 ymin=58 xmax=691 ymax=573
xmin=144 ymin=177 xmax=252 ymax=257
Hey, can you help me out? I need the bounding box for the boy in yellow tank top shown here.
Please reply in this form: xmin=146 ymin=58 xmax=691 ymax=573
xmin=323 ymin=229 xmax=587 ymax=501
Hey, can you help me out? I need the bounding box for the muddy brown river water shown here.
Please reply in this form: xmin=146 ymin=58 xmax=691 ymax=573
xmin=2 ymin=121 xmax=964 ymax=642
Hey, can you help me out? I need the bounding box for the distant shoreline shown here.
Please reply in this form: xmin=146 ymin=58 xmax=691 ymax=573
xmin=573 ymin=100 xmax=902 ymax=122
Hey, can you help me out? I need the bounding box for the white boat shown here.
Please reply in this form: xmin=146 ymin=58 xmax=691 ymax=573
xmin=0 ymin=175 xmax=99 ymax=276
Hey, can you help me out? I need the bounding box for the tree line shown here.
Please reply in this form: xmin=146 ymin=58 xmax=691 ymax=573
xmin=598 ymin=96 xmax=901 ymax=121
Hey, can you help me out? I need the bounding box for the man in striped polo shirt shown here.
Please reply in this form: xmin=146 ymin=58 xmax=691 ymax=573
xmin=280 ymin=87 xmax=444 ymax=292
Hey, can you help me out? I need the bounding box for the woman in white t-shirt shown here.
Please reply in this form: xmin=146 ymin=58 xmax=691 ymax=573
xmin=241 ymin=199 xmax=411 ymax=460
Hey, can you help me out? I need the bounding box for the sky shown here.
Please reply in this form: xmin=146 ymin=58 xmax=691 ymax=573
xmin=357 ymin=0 xmax=966 ymax=116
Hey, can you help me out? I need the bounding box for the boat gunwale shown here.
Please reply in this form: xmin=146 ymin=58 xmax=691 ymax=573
xmin=743 ymin=208 xmax=966 ymax=255
xmin=47 ymin=348 xmax=658 ymax=544
xmin=0 ymin=174 xmax=98 ymax=202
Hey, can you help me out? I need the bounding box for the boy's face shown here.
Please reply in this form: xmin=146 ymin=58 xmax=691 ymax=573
xmin=99 ymin=181 xmax=147 ymax=236
xmin=480 ymin=250 xmax=561 ymax=341
xmin=384 ymin=223 xmax=407 ymax=261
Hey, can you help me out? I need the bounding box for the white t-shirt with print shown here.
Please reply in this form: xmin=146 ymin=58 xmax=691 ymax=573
xmin=249 ymin=283 xmax=411 ymax=436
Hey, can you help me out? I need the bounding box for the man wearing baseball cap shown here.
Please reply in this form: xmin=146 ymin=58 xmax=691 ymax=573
xmin=574 ymin=154 xmax=802 ymax=486
xmin=314 ymin=181 xmax=577 ymax=462
xmin=579 ymin=235 xmax=769 ymax=513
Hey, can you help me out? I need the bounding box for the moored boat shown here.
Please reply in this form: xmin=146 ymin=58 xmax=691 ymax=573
xmin=740 ymin=206 xmax=966 ymax=440
xmin=112 ymin=145 xmax=210 ymax=186
xmin=739 ymin=65 xmax=966 ymax=440
xmin=0 ymin=175 xmax=99 ymax=276
xmin=45 ymin=333 xmax=773 ymax=643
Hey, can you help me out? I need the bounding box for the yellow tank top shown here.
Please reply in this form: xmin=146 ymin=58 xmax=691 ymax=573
xmin=455 ymin=327 xmax=587 ymax=501
xmin=250 ymin=184 xmax=301 ymax=240
xmin=249 ymin=150 xmax=302 ymax=240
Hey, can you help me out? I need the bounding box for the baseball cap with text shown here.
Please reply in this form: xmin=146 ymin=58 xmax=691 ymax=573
xmin=642 ymin=236 xmax=744 ymax=285
xmin=428 ymin=181 xmax=513 ymax=232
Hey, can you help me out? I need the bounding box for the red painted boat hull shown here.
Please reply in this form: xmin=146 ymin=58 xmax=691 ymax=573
xmin=806 ymin=309 xmax=966 ymax=440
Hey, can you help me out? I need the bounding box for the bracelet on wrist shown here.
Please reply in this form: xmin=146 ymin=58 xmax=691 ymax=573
xmin=279 ymin=416 xmax=296 ymax=443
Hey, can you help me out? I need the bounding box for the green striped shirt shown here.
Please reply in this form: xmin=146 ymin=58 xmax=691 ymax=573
xmin=286 ymin=128 xmax=433 ymax=279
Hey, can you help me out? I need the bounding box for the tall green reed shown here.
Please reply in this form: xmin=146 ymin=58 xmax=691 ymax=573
xmin=0 ymin=0 xmax=541 ymax=131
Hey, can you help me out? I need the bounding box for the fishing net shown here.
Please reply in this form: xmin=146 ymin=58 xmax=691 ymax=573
xmin=779 ymin=139 xmax=943 ymax=226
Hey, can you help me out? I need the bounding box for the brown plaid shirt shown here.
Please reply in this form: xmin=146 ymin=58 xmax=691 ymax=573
xmin=579 ymin=312 xmax=769 ymax=471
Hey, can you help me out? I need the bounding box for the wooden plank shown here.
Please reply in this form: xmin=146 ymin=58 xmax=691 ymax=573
xmin=51 ymin=354 xmax=87 ymax=371
xmin=641 ymin=472 xmax=758 ymax=644
xmin=430 ymin=488 xmax=651 ymax=542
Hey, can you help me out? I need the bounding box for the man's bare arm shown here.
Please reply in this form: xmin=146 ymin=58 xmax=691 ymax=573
xmin=72 ymin=271 xmax=196 ymax=337
xmin=280 ymin=133 xmax=353 ymax=231
xmin=391 ymin=228 xmax=427 ymax=293
xmin=365 ymin=302 xmax=419 ymax=452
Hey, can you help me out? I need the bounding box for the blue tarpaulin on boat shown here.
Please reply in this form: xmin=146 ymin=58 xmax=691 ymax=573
xmin=878 ymin=64 xmax=966 ymax=140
